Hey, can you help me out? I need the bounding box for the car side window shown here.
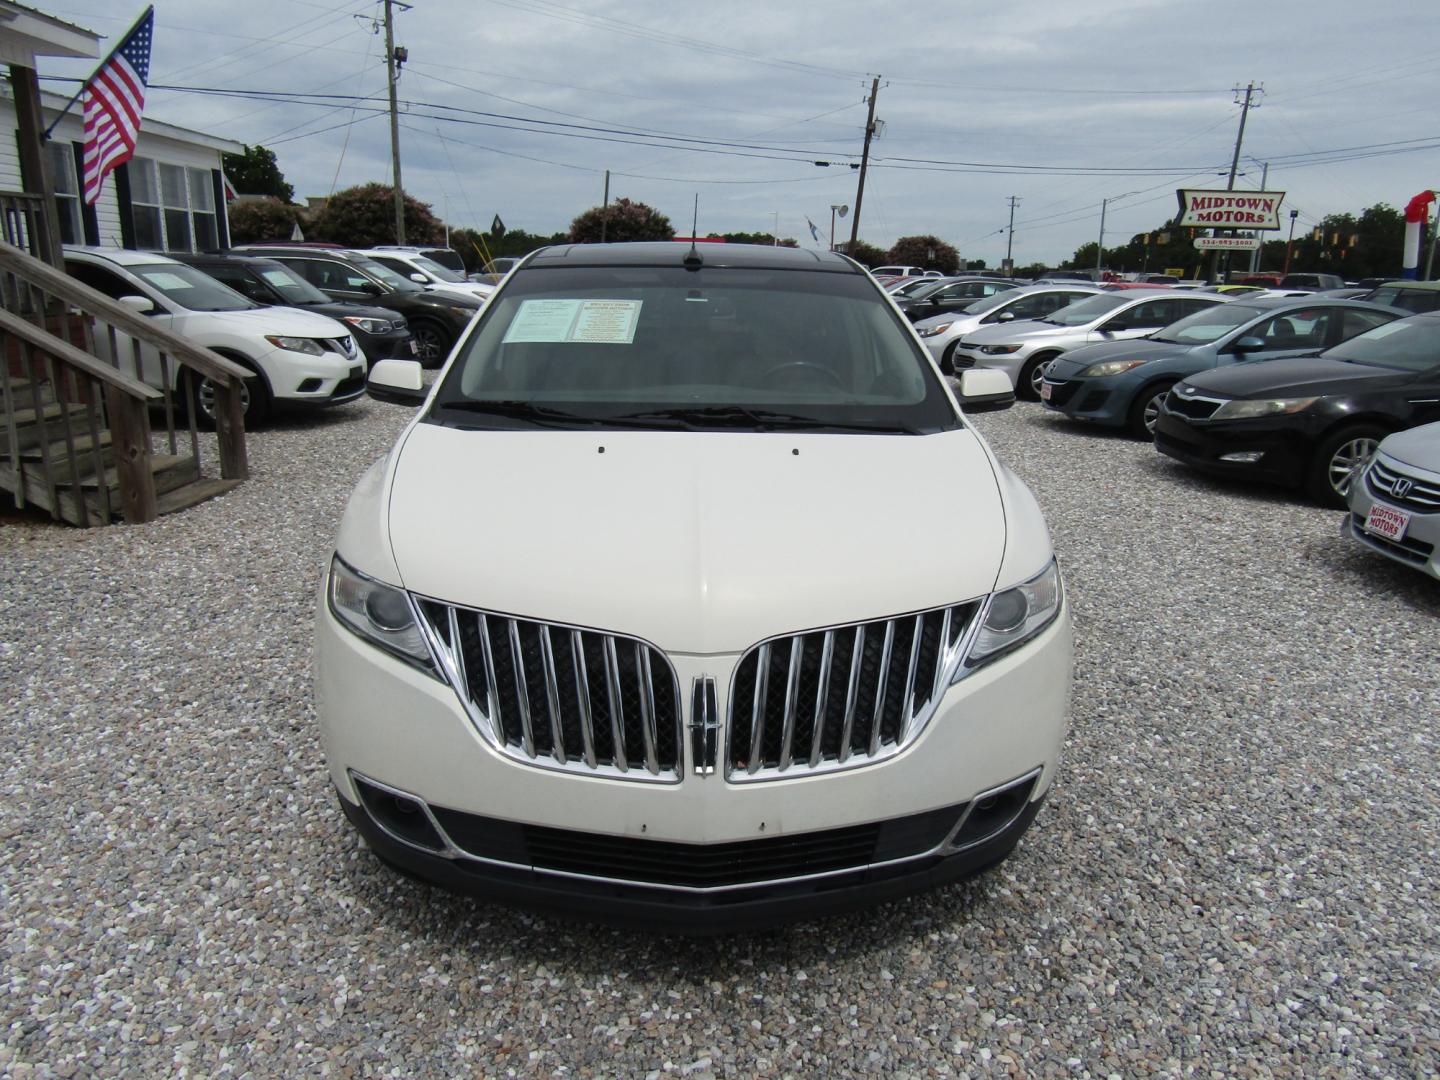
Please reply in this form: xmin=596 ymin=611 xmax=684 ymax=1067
xmin=1254 ymin=309 xmax=1329 ymax=349
xmin=208 ymin=267 xmax=271 ymax=303
xmin=66 ymin=262 xmax=139 ymax=301
xmin=1118 ymin=299 xmax=1174 ymax=327
xmin=284 ymin=258 xmax=335 ymax=290
xmin=1339 ymin=309 xmax=1395 ymax=341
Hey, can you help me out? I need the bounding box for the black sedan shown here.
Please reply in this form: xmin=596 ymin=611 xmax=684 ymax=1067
xmin=169 ymin=253 xmax=414 ymax=366
xmin=1153 ymin=311 xmax=1440 ymax=506
xmin=894 ymin=277 xmax=1019 ymax=322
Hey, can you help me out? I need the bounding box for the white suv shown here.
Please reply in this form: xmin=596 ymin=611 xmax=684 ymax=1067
xmin=65 ymin=247 xmax=364 ymax=425
xmin=316 ymin=243 xmax=1072 ymax=929
xmin=359 ymin=248 xmax=495 ymax=303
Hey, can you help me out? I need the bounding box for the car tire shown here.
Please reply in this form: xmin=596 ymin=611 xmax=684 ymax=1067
xmin=1127 ymin=380 xmax=1177 ymax=439
xmin=409 ymin=320 xmax=453 ymax=369
xmin=939 ymin=340 xmax=961 ymax=376
xmin=1018 ymin=353 xmax=1057 ymax=402
xmin=189 ymin=356 xmax=271 ymax=430
xmin=1306 ymin=425 xmax=1385 ymax=508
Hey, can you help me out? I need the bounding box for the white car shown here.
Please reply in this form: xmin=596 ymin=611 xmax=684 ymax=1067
xmin=952 ymin=291 xmax=1229 ymax=400
xmin=360 ymin=249 xmax=495 ymax=303
xmin=316 ymin=243 xmax=1072 ymax=930
xmin=65 ymin=247 xmax=365 ymax=426
xmin=1345 ymin=420 xmax=1440 ymax=580
xmin=914 ymin=285 xmax=1103 ymax=372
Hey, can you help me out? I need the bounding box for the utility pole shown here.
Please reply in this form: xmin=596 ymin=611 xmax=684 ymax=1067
xmin=383 ymin=0 xmax=409 ymax=245
xmin=1095 ymin=198 xmax=1110 ymax=276
xmin=1211 ymin=81 xmax=1262 ymax=282
xmin=1004 ymin=195 xmax=1019 ymax=272
xmin=1248 ymin=161 xmax=1269 ymax=272
xmin=600 ymin=169 xmax=610 ymax=243
xmin=848 ymin=76 xmax=881 ymax=251
xmin=1283 ymin=208 xmax=1299 ymax=274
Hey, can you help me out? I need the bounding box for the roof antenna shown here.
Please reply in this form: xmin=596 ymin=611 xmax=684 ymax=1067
xmin=684 ymin=193 xmax=703 ymax=270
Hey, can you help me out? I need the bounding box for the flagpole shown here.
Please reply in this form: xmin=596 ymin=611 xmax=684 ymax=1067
xmin=43 ymin=5 xmax=154 ymax=140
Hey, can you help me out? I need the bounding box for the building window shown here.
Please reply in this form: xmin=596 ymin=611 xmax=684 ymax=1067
xmin=45 ymin=140 xmax=82 ymax=245
xmin=128 ymin=156 xmax=219 ymax=252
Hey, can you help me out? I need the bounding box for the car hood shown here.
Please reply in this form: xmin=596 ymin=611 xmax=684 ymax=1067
xmin=186 ymin=306 xmax=348 ymax=336
xmin=300 ymin=300 xmax=405 ymax=321
xmin=961 ymin=319 xmax=1087 ymax=344
xmin=1046 ymin=339 xmax=1188 ymax=378
xmin=384 ymin=424 xmax=1007 ymax=654
xmin=1181 ymin=356 xmax=1412 ymax=398
xmin=1375 ymin=421 xmax=1440 ymax=471
xmin=425 ymin=283 xmax=493 ymax=302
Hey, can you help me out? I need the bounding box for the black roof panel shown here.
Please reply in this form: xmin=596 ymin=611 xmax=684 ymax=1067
xmin=524 ymin=242 xmax=862 ymax=273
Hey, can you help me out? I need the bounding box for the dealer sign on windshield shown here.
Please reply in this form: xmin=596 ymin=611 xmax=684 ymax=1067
xmin=1175 ymin=189 xmax=1287 ymax=230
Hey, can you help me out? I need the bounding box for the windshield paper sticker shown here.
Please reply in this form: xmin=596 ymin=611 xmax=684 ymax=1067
xmin=503 ymin=299 xmax=642 ymax=344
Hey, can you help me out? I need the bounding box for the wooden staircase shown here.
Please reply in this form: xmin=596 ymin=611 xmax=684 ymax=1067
xmin=0 ymin=240 xmax=249 ymax=526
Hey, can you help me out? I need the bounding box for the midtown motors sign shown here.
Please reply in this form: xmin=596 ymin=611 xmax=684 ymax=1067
xmin=1176 ymin=189 xmax=1286 ymax=229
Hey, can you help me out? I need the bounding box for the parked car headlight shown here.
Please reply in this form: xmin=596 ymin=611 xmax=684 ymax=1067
xmin=343 ymin=316 xmax=391 ymax=335
xmin=447 ymin=304 xmax=478 ymax=319
xmin=918 ymin=322 xmax=953 ymax=338
xmin=265 ymin=335 xmax=327 ymax=356
xmin=1081 ymin=359 xmax=1150 ymax=377
xmin=327 ymin=555 xmax=434 ymax=671
xmin=1210 ymin=396 xmax=1318 ymax=421
xmin=956 ymin=559 xmax=1062 ymax=677
xmin=980 ymin=344 xmax=1022 ymax=355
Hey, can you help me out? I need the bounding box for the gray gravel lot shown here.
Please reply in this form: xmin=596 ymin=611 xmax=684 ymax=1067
xmin=3 ymin=399 xmax=1438 ymax=1078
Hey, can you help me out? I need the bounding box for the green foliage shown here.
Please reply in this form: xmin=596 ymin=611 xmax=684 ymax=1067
xmin=450 ymin=226 xmax=569 ymax=273
xmin=709 ymin=231 xmax=798 ymax=248
xmin=226 ymin=197 xmax=301 ymax=244
xmin=310 ymin=184 xmax=444 ymax=248
xmin=221 ymin=145 xmax=293 ymax=203
xmin=888 ymin=235 xmax=960 ymax=275
xmin=569 ymin=198 xmax=675 ymax=243
xmin=835 ymin=239 xmax=887 ymax=267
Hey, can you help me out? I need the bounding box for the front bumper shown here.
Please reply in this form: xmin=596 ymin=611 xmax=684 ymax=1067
xmin=1344 ymin=460 xmax=1440 ymax=579
xmin=316 ymin=590 xmax=1072 ymax=924
xmin=259 ymin=345 xmax=367 ymax=407
xmin=1040 ymin=376 xmax=1122 ymax=425
xmin=1152 ymin=409 xmax=1315 ymax=487
xmin=354 ymin=329 xmax=416 ymax=364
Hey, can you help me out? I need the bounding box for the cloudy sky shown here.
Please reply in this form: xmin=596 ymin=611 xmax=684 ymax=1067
xmin=37 ymin=0 xmax=1440 ymax=265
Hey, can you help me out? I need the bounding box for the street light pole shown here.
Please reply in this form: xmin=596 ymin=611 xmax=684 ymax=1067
xmin=1283 ymin=208 xmax=1299 ymax=274
xmin=1095 ymin=198 xmax=1109 ymax=277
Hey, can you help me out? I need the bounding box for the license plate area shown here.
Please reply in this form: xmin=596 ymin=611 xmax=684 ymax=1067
xmin=1364 ymin=503 xmax=1411 ymax=542
xmin=1040 ymin=381 xmax=1053 ymax=401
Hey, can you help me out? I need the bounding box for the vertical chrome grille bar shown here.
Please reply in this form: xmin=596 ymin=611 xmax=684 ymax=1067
xmin=446 ymin=606 xmax=468 ymax=703
xmin=838 ymin=627 xmax=864 ymax=763
xmin=897 ymin=614 xmax=924 ymax=741
xmin=538 ymin=626 xmax=566 ymax=764
xmin=778 ymin=637 xmax=804 ymax=771
xmin=869 ymin=621 xmax=896 ymax=756
xmin=507 ymin=619 xmax=535 ymax=757
xmin=603 ymin=637 xmax=628 ymax=772
xmin=476 ymin=613 xmax=502 ymax=733
xmin=933 ymin=607 xmax=954 ymax=698
xmin=747 ymin=642 xmax=771 ymax=774
xmin=570 ymin=630 xmax=597 ymax=768
xmin=809 ymin=630 xmax=835 ymax=767
xmin=636 ymin=643 xmax=659 ymax=775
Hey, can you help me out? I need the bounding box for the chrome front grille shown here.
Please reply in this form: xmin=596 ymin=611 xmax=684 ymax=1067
xmin=416 ymin=601 xmax=682 ymax=781
xmin=727 ymin=602 xmax=980 ymax=781
xmin=1165 ymin=390 xmax=1224 ymax=421
xmin=1367 ymin=457 xmax=1440 ymax=514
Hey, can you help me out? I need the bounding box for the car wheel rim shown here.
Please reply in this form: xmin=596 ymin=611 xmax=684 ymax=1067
xmin=198 ymin=377 xmax=250 ymax=419
xmin=1328 ymin=437 xmax=1378 ymax=496
xmin=1029 ymin=361 xmax=1047 ymax=397
xmin=1142 ymin=391 xmax=1167 ymax=434
xmin=413 ymin=327 xmax=443 ymax=363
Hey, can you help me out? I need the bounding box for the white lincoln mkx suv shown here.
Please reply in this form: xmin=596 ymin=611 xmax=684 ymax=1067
xmin=315 ymin=243 xmax=1072 ymax=930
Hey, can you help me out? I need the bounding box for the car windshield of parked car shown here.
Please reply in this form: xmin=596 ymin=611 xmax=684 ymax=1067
xmin=431 ymin=266 xmax=958 ymax=433
xmin=1149 ymin=303 xmax=1265 ymax=345
xmin=1321 ymin=317 xmax=1440 ymax=372
xmin=1042 ymin=293 xmax=1132 ymax=326
xmin=131 ymin=264 xmax=258 ymax=312
xmin=352 ymin=256 xmax=424 ymax=293
xmin=1365 ymin=286 xmax=1440 ymax=315
xmin=408 ymin=255 xmax=467 ymax=283
xmin=255 ymin=263 xmax=331 ymax=305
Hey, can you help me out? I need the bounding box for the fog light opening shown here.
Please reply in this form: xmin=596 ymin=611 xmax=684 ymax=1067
xmin=1219 ymin=450 xmax=1265 ymax=464
xmin=297 ymin=377 xmax=323 ymax=394
xmin=950 ymin=771 xmax=1040 ymax=851
xmin=353 ymin=775 xmax=447 ymax=853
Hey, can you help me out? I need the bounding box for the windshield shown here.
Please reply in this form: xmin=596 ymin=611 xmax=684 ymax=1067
xmin=905 ymin=279 xmax=952 ymax=301
xmin=1321 ymin=316 xmax=1440 ymax=372
xmin=1366 ymin=286 xmax=1440 ymax=315
xmin=431 ymin=266 xmax=958 ymax=433
xmin=255 ymin=263 xmax=330 ymax=305
xmin=1045 ymin=293 xmax=1132 ymax=326
xmin=1150 ymin=303 xmax=1264 ymax=345
xmin=131 ymin=264 xmax=257 ymax=312
xmin=353 ymin=256 xmax=424 ymax=293
xmin=410 ymin=255 xmax=467 ymax=283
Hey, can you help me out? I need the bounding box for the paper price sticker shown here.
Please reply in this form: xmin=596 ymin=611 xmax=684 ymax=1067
xmin=503 ymin=299 xmax=643 ymax=345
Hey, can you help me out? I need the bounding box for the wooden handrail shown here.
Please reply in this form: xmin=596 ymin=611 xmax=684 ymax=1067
xmin=0 ymin=306 xmax=160 ymax=401
xmin=0 ymin=240 xmax=251 ymax=384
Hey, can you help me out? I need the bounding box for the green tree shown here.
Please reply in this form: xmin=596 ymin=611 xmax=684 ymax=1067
xmin=310 ymin=184 xmax=444 ymax=248
xmin=450 ymin=226 xmax=570 ymax=272
xmin=569 ymin=198 xmax=674 ymax=243
xmin=835 ymin=239 xmax=886 ymax=267
xmin=221 ymin=144 xmax=293 ymax=202
xmin=226 ymin=197 xmax=301 ymax=244
xmin=710 ymin=231 xmax=798 ymax=247
xmin=888 ymin=235 xmax=960 ymax=275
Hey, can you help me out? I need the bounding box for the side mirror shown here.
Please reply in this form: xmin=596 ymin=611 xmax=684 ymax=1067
xmin=118 ymin=294 xmax=156 ymax=314
xmin=1232 ymin=335 xmax=1266 ymax=353
xmin=996 ymin=310 xmax=1016 ymax=321
xmin=409 ymin=272 xmax=428 ymax=284
xmin=367 ymin=359 xmax=426 ymax=406
xmin=360 ymin=281 xmax=384 ymax=296
xmin=951 ymin=368 xmax=1015 ymax=413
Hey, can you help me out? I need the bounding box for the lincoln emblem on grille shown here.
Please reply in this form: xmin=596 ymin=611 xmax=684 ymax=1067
xmin=1392 ymin=477 xmax=1414 ymax=499
xmin=690 ymin=677 xmax=719 ymax=776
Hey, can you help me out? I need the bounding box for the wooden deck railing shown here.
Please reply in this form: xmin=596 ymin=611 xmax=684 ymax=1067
xmin=0 ymin=191 xmax=54 ymax=266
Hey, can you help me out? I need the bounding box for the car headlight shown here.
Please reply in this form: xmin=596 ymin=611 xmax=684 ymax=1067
xmin=327 ymin=555 xmax=434 ymax=671
xmin=1210 ymin=396 xmax=1318 ymax=421
xmin=448 ymin=304 xmax=478 ymax=319
xmin=980 ymin=344 xmax=1022 ymax=355
xmin=954 ymin=559 xmax=1062 ymax=678
xmin=265 ymin=335 xmax=326 ymax=356
xmin=918 ymin=322 xmax=953 ymax=338
xmin=343 ymin=316 xmax=390 ymax=335
xmin=1081 ymin=359 xmax=1150 ymax=377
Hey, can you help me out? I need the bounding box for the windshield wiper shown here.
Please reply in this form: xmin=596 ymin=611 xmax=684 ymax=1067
xmin=618 ymin=405 xmax=922 ymax=434
xmin=434 ymin=400 xmax=688 ymax=429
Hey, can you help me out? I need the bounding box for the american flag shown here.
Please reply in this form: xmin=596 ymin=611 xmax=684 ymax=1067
xmin=81 ymin=6 xmax=154 ymax=206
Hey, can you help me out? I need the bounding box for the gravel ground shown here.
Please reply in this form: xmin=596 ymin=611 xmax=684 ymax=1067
xmin=2 ymin=398 xmax=1437 ymax=1078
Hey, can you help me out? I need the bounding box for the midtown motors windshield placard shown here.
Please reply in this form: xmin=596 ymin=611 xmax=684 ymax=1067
xmin=1175 ymin=189 xmax=1287 ymax=229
